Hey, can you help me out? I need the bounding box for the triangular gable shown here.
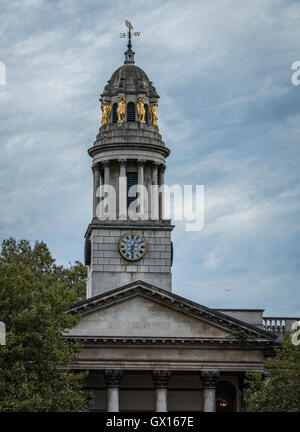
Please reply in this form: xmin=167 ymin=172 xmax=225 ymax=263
xmin=66 ymin=280 xmax=276 ymax=341
xmin=67 ymin=294 xmax=233 ymax=338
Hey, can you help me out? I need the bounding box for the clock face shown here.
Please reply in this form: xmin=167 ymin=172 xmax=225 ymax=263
xmin=119 ymin=233 xmax=146 ymax=261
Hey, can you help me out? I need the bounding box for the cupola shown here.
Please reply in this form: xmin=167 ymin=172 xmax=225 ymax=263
xmin=100 ymin=27 xmax=159 ymax=128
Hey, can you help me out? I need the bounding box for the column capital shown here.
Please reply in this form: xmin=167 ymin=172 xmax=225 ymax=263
xmin=91 ymin=163 xmax=100 ymax=172
xmin=137 ymin=158 xmax=147 ymax=166
xmin=118 ymin=158 xmax=127 ymax=165
xmin=151 ymin=370 xmax=171 ymax=388
xmin=101 ymin=159 xmax=111 ymax=167
xmin=152 ymin=161 xmax=160 ymax=168
xmin=200 ymin=370 xmax=220 ymax=388
xmin=104 ymin=369 xmax=123 ymax=387
xmin=159 ymin=164 xmax=166 ymax=172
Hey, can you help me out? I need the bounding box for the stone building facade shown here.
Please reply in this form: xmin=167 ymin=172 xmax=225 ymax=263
xmin=64 ymin=36 xmax=299 ymax=412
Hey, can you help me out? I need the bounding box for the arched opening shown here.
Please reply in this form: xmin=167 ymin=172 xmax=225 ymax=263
xmin=112 ymin=103 xmax=118 ymax=123
xmin=127 ymin=102 xmax=136 ymax=122
xmin=144 ymin=104 xmax=149 ymax=124
xmin=216 ymin=381 xmax=236 ymax=412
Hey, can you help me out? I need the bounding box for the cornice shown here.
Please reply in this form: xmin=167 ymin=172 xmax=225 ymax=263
xmin=84 ymin=221 xmax=174 ymax=239
xmin=88 ymin=142 xmax=170 ymax=159
xmin=62 ymin=335 xmax=276 ymax=347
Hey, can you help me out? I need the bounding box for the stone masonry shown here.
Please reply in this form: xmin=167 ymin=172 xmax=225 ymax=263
xmin=86 ymin=224 xmax=173 ymax=297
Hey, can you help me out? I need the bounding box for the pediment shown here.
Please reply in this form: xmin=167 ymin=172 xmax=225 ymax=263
xmin=66 ymin=281 xmax=275 ymax=341
xmin=67 ymin=294 xmax=233 ymax=338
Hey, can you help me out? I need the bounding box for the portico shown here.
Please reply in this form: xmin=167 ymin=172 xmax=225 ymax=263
xmin=65 ymin=280 xmax=275 ymax=412
xmin=82 ymin=369 xmax=240 ymax=412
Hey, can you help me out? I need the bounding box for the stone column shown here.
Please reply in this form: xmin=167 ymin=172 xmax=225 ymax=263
xmin=237 ymin=372 xmax=245 ymax=412
xmin=158 ymin=165 xmax=166 ymax=220
xmin=102 ymin=160 xmax=112 ymax=219
xmin=200 ymin=370 xmax=219 ymax=412
xmin=104 ymin=369 xmax=123 ymax=412
xmin=92 ymin=164 xmax=100 ymax=219
xmin=151 ymin=162 xmax=159 ymax=220
xmin=151 ymin=370 xmax=171 ymax=412
xmin=137 ymin=159 xmax=145 ymax=186
xmin=119 ymin=159 xmax=127 ymax=219
xmin=103 ymin=160 xmax=110 ymax=185
xmin=98 ymin=165 xmax=104 ymax=219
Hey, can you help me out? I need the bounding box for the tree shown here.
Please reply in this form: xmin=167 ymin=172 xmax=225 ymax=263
xmin=244 ymin=334 xmax=300 ymax=412
xmin=0 ymin=238 xmax=91 ymax=411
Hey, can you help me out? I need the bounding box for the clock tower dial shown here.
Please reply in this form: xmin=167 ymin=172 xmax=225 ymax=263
xmin=119 ymin=233 xmax=146 ymax=261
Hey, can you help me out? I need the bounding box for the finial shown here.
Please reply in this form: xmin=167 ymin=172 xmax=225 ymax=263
xmin=120 ymin=20 xmax=140 ymax=64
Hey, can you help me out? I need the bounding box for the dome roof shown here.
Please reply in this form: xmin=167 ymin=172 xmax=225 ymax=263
xmin=101 ymin=63 xmax=159 ymax=99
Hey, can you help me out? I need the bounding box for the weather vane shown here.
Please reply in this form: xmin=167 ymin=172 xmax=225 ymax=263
xmin=120 ymin=20 xmax=140 ymax=50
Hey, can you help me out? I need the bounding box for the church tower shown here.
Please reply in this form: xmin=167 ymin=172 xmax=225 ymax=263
xmin=67 ymin=24 xmax=278 ymax=413
xmin=84 ymin=26 xmax=173 ymax=298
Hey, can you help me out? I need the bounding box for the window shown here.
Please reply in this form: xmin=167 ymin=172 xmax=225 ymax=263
xmin=112 ymin=103 xmax=118 ymax=123
xmin=127 ymin=102 xmax=136 ymax=122
xmin=216 ymin=382 xmax=236 ymax=412
xmin=144 ymin=104 xmax=149 ymax=124
xmin=126 ymin=172 xmax=138 ymax=208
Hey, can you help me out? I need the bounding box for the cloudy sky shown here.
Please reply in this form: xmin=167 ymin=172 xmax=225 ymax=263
xmin=0 ymin=0 xmax=299 ymax=316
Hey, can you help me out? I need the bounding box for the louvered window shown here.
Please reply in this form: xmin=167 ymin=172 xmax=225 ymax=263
xmin=127 ymin=102 xmax=136 ymax=122
xmin=112 ymin=103 xmax=118 ymax=123
xmin=127 ymin=172 xmax=138 ymax=208
xmin=144 ymin=104 xmax=149 ymax=124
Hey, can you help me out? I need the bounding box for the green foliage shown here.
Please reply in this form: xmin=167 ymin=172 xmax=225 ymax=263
xmin=234 ymin=330 xmax=256 ymax=347
xmin=54 ymin=261 xmax=87 ymax=303
xmin=0 ymin=238 xmax=91 ymax=411
xmin=244 ymin=335 xmax=300 ymax=411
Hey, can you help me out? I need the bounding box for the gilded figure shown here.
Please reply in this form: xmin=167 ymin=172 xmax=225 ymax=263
xmin=117 ymin=97 xmax=126 ymax=123
xmin=101 ymin=100 xmax=112 ymax=126
xmin=149 ymin=102 xmax=158 ymax=127
xmin=137 ymin=97 xmax=146 ymax=123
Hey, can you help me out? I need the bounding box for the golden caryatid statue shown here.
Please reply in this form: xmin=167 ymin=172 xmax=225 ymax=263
xmin=117 ymin=97 xmax=126 ymax=123
xmin=101 ymin=100 xmax=112 ymax=126
xmin=149 ymin=102 xmax=158 ymax=127
xmin=137 ymin=97 xmax=146 ymax=123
